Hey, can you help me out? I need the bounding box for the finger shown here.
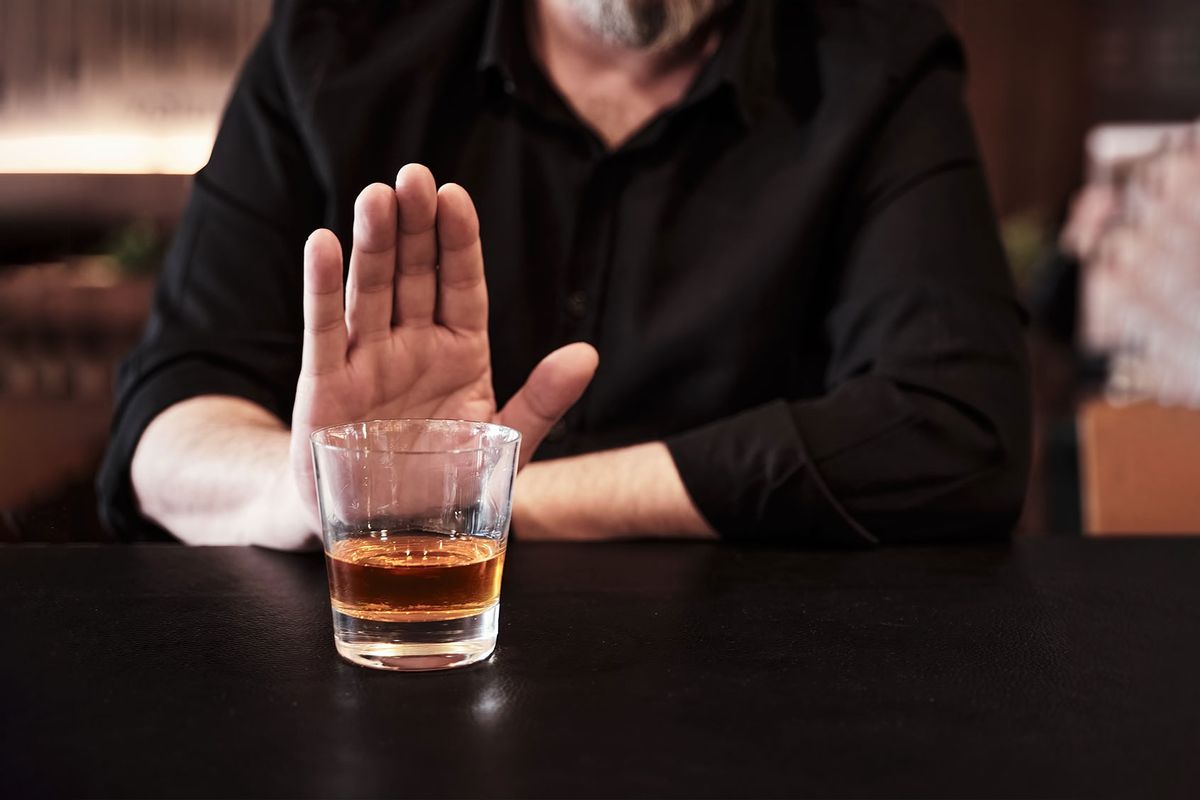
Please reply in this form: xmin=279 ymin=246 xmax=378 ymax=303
xmin=435 ymin=183 xmax=488 ymax=332
xmin=497 ymin=343 xmax=599 ymax=467
xmin=301 ymin=229 xmax=347 ymax=376
xmin=345 ymin=183 xmax=397 ymax=344
xmin=393 ymin=163 xmax=438 ymax=327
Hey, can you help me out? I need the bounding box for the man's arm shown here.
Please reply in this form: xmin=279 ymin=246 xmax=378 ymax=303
xmin=663 ymin=66 xmax=1028 ymax=544
xmin=513 ymin=443 xmax=716 ymax=540
xmin=131 ymin=396 xmax=314 ymax=549
xmin=133 ymin=398 xmax=706 ymax=547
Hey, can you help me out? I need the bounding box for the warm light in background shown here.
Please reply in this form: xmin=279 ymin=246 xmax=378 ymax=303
xmin=0 ymin=0 xmax=269 ymax=176
xmin=0 ymin=127 xmax=215 ymax=175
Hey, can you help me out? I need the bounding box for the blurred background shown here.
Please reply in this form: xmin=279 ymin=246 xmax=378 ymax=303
xmin=1 ymin=0 xmax=1198 ymax=541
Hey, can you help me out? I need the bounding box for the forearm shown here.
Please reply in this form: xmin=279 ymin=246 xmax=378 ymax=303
xmin=130 ymin=396 xmax=316 ymax=549
xmin=512 ymin=442 xmax=716 ymax=541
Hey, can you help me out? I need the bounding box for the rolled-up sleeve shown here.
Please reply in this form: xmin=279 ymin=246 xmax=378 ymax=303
xmin=666 ymin=61 xmax=1032 ymax=545
xmin=97 ymin=23 xmax=323 ymax=540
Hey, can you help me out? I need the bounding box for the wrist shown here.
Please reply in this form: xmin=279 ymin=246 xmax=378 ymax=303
xmin=511 ymin=461 xmax=591 ymax=541
xmin=511 ymin=462 xmax=545 ymax=539
xmin=240 ymin=439 xmax=321 ymax=550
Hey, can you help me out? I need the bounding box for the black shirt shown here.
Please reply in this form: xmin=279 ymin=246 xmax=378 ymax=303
xmin=99 ymin=0 xmax=1031 ymax=544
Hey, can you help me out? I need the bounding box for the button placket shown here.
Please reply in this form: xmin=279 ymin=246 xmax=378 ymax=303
xmin=566 ymin=290 xmax=588 ymax=319
xmin=561 ymin=162 xmax=622 ymax=336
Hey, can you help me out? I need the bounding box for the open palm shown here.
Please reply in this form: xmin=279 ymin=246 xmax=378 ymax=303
xmin=290 ymin=164 xmax=597 ymax=514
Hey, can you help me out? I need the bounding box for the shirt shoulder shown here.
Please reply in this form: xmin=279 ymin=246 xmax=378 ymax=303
xmin=264 ymin=0 xmax=488 ymax=101
xmin=794 ymin=0 xmax=965 ymax=92
xmin=267 ymin=0 xmax=481 ymax=38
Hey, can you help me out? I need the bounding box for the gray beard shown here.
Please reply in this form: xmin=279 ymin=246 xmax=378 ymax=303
xmin=565 ymin=0 xmax=732 ymax=50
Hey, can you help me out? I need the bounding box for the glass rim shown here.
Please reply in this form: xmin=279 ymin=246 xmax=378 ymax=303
xmin=309 ymin=418 xmax=521 ymax=455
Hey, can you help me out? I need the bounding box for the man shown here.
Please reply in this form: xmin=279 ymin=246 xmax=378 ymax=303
xmin=99 ymin=0 xmax=1031 ymax=547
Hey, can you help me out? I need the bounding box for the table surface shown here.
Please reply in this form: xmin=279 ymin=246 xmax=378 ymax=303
xmin=2 ymin=538 xmax=1198 ymax=799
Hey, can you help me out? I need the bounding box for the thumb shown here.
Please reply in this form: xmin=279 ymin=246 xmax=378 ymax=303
xmin=496 ymin=342 xmax=599 ymax=467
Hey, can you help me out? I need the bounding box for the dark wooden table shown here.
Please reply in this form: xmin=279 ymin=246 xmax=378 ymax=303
xmin=2 ymin=538 xmax=1198 ymax=798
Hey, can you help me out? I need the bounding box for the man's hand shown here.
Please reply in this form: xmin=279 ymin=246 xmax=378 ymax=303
xmin=290 ymin=164 xmax=598 ymax=520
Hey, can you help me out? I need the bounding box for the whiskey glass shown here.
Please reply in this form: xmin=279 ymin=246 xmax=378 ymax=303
xmin=311 ymin=419 xmax=520 ymax=671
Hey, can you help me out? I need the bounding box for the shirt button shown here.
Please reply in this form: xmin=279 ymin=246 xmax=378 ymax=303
xmin=566 ymin=290 xmax=588 ymax=319
xmin=545 ymin=420 xmax=568 ymax=443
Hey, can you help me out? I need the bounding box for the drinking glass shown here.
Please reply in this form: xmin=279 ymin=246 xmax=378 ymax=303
xmin=310 ymin=419 xmax=520 ymax=671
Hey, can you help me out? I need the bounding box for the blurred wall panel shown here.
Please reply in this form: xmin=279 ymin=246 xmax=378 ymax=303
xmin=939 ymin=0 xmax=1089 ymax=221
xmin=1089 ymin=0 xmax=1200 ymax=122
xmin=1 ymin=0 xmax=269 ymax=132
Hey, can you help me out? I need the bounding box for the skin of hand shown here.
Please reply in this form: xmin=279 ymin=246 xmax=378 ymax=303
xmin=290 ymin=163 xmax=599 ymax=525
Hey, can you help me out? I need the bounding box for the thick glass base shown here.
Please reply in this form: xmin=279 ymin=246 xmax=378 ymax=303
xmin=331 ymin=604 xmax=498 ymax=671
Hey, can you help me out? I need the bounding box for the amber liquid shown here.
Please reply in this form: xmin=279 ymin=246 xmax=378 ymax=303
xmin=325 ymin=532 xmax=505 ymax=623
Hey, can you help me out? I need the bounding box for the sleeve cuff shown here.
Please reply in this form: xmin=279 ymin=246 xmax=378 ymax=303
xmin=664 ymin=400 xmax=878 ymax=545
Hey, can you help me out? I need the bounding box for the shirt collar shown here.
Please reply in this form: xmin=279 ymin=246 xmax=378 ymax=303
xmin=686 ymin=0 xmax=778 ymax=126
xmin=477 ymin=0 xmax=518 ymax=96
xmin=477 ymin=0 xmax=779 ymax=127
